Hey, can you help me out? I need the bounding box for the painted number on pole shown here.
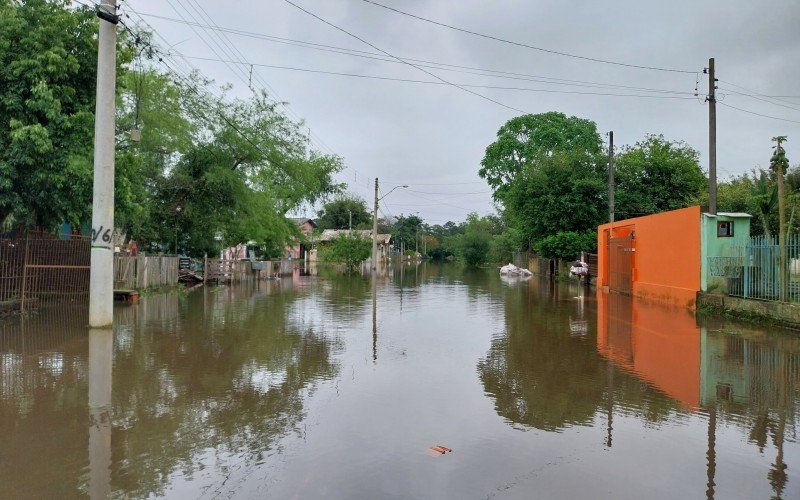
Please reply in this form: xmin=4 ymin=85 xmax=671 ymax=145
xmin=92 ymin=226 xmax=112 ymax=245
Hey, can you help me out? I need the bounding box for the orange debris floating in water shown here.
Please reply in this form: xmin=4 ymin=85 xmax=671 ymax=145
xmin=428 ymin=445 xmax=452 ymax=455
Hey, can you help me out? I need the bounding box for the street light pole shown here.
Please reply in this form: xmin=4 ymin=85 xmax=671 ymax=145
xmin=371 ymin=178 xmax=408 ymax=271
xmin=372 ymin=178 xmax=379 ymax=271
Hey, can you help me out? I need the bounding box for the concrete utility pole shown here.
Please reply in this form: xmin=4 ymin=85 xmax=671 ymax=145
xmin=372 ymin=178 xmax=379 ymax=271
xmin=349 ymin=210 xmax=352 ymax=231
xmin=707 ymin=57 xmax=717 ymax=215
xmin=89 ymin=0 xmax=118 ymax=328
xmin=608 ymin=131 xmax=615 ymax=223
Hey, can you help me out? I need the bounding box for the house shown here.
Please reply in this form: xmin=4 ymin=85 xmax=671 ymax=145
xmin=285 ymin=218 xmax=316 ymax=260
xmin=596 ymin=206 xmax=752 ymax=309
xmin=312 ymin=229 xmax=392 ymax=263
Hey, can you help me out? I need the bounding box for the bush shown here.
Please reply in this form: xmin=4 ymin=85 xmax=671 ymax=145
xmin=321 ymin=234 xmax=372 ymax=272
xmin=534 ymin=231 xmax=596 ymax=261
xmin=460 ymin=231 xmax=491 ymax=267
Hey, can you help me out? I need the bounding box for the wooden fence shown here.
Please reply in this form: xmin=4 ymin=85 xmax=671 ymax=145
xmin=113 ymin=255 xmax=179 ymax=290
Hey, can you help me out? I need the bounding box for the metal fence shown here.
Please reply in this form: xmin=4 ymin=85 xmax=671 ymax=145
xmin=0 ymin=231 xmax=91 ymax=313
xmin=723 ymin=234 xmax=800 ymax=302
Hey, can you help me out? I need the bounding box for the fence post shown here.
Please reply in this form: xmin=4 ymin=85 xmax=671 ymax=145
xmin=743 ymin=244 xmax=750 ymax=299
xmin=20 ymin=233 xmax=30 ymax=313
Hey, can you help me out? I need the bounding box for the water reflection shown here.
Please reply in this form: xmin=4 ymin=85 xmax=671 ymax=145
xmin=1 ymin=267 xmax=798 ymax=498
xmin=478 ymin=280 xmax=607 ymax=431
xmin=88 ymin=328 xmax=112 ymax=500
xmin=597 ymin=293 xmax=800 ymax=498
xmin=0 ymin=283 xmax=340 ymax=498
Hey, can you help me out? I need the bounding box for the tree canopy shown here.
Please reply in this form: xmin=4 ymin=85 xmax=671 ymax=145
xmin=479 ymin=112 xmax=602 ymax=199
xmin=315 ymin=195 xmax=371 ymax=230
xmin=614 ymin=134 xmax=706 ymax=218
xmin=0 ymin=0 xmax=344 ymax=257
xmin=0 ymin=0 xmax=126 ymax=228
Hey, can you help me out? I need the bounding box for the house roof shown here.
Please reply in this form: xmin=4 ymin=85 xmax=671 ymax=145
xmin=703 ymin=212 xmax=753 ymax=218
xmin=290 ymin=217 xmax=316 ymax=227
xmin=317 ymin=229 xmax=391 ymax=244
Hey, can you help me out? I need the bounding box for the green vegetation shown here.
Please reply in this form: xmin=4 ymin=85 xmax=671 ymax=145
xmin=0 ymin=1 xmax=342 ymax=258
xmin=320 ymin=233 xmax=371 ymax=272
xmin=315 ymin=195 xmax=371 ymax=230
xmin=479 ymin=112 xmax=707 ymax=262
xmin=534 ymin=231 xmax=596 ymax=261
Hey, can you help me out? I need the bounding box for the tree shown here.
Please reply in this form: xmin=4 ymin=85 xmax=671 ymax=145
xmin=116 ymin=67 xmax=196 ymax=241
xmin=533 ymin=231 xmax=596 ymax=261
xmin=0 ymin=0 xmax=131 ymax=229
xmin=447 ymin=213 xmax=499 ymax=266
xmin=391 ymin=214 xmax=423 ymax=252
xmin=480 ymin=112 xmax=602 ymax=199
xmin=151 ymin=88 xmax=343 ymax=256
xmin=502 ymin=151 xmax=607 ymax=248
xmin=315 ymin=195 xmax=370 ymax=230
xmin=321 ymin=233 xmax=371 ymax=272
xmin=614 ymin=135 xmax=706 ymax=218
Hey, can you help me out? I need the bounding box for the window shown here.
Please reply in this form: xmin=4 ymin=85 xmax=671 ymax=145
xmin=717 ymin=221 xmax=734 ymax=237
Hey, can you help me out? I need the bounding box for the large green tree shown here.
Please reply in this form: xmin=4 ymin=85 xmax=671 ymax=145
xmin=502 ymin=151 xmax=607 ymax=248
xmin=314 ymin=195 xmax=370 ymax=230
xmin=479 ymin=112 xmax=602 ymax=199
xmin=614 ymin=134 xmax=706 ymax=219
xmin=0 ymin=0 xmax=130 ymax=229
xmin=150 ymin=89 xmax=343 ymax=256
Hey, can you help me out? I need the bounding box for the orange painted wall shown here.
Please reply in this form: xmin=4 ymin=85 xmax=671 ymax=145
xmin=597 ymin=206 xmax=701 ymax=308
xmin=597 ymin=292 xmax=701 ymax=408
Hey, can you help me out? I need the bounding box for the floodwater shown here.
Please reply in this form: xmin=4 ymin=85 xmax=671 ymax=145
xmin=1 ymin=264 xmax=799 ymax=499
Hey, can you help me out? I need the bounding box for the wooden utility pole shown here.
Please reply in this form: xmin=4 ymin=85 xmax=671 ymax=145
xmin=608 ymin=131 xmax=615 ymax=223
xmin=774 ymin=136 xmax=788 ymax=302
xmin=708 ymin=58 xmax=717 ymax=215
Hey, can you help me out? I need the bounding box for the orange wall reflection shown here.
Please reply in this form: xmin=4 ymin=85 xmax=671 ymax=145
xmin=597 ymin=291 xmax=701 ymax=408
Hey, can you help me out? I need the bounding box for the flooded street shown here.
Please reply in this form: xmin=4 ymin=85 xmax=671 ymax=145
xmin=1 ymin=264 xmax=799 ymax=499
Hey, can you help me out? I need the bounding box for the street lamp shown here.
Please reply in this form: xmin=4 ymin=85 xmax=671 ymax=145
xmin=372 ymin=178 xmax=407 ymax=270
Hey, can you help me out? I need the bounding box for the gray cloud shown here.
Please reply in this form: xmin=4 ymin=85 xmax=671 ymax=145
xmin=132 ymin=0 xmax=800 ymax=224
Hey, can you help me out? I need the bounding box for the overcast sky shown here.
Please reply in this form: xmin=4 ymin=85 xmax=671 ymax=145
xmin=127 ymin=0 xmax=800 ymax=225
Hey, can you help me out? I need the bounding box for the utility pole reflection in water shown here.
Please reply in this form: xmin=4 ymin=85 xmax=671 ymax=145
xmin=706 ymin=407 xmax=717 ymax=500
xmin=88 ymin=328 xmax=113 ymax=499
xmin=372 ymin=273 xmax=377 ymax=363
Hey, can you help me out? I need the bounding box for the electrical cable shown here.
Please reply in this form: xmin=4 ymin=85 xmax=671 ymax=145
xmin=282 ymin=0 xmax=527 ymax=114
xmin=718 ymin=102 xmax=800 ymax=125
xmin=359 ymin=0 xmax=696 ymax=74
xmin=135 ymin=11 xmax=695 ymax=96
xmin=177 ymin=56 xmax=696 ymax=100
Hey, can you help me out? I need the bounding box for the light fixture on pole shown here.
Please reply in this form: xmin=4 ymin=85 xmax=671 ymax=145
xmin=372 ymin=179 xmax=408 ymax=270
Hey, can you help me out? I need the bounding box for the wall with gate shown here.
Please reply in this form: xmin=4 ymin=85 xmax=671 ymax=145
xmin=597 ymin=206 xmax=701 ymax=308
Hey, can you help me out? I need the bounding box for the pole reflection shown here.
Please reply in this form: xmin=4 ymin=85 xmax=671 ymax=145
xmin=88 ymin=328 xmax=113 ymax=500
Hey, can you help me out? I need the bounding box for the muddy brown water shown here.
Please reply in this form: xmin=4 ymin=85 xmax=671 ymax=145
xmin=0 ymin=264 xmax=798 ymax=499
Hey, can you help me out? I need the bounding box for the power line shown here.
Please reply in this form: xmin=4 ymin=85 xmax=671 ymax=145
xmin=359 ymin=0 xmax=696 ymax=74
xmin=281 ymin=0 xmax=527 ymax=114
xmin=718 ymin=102 xmax=800 ymax=125
xmin=134 ymin=11 xmax=694 ymax=96
xmin=719 ymin=88 xmax=800 ymax=114
xmin=718 ymin=79 xmax=800 ymax=107
xmin=178 ymin=55 xmax=696 ymax=100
